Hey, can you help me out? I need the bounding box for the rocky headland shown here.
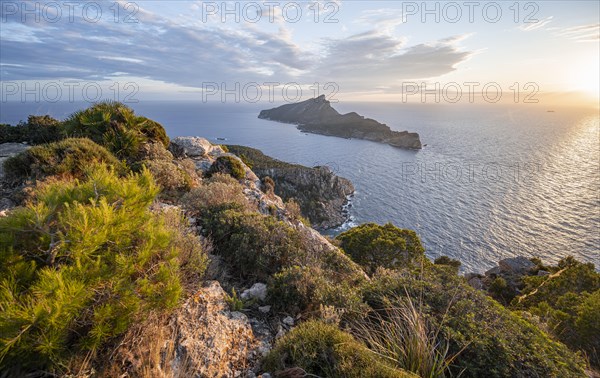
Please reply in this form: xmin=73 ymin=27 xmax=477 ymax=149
xmin=258 ymin=95 xmax=422 ymax=150
xmin=225 ymin=145 xmax=354 ymax=230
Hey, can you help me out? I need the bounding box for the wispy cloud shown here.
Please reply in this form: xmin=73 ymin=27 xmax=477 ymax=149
xmin=519 ymin=16 xmax=553 ymax=31
xmin=552 ymin=23 xmax=600 ymax=42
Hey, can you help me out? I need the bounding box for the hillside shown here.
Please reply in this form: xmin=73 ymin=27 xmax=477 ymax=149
xmin=0 ymin=102 xmax=597 ymax=377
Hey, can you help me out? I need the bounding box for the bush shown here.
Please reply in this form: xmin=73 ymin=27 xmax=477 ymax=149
xmin=3 ymin=138 xmax=123 ymax=182
xmin=181 ymin=178 xmax=252 ymax=216
xmin=137 ymin=141 xmax=174 ymax=161
xmin=208 ymin=155 xmax=246 ymax=180
xmin=201 ymin=209 xmax=305 ymax=282
xmin=284 ymin=198 xmax=309 ymax=226
xmin=514 ymin=257 xmax=600 ymax=367
xmin=434 ymin=255 xmax=461 ymax=272
xmin=270 ymin=264 xmax=367 ymax=316
xmin=0 ymin=166 xmax=206 ymax=374
xmin=141 ymin=159 xmax=193 ymax=193
xmin=366 ymin=266 xmax=587 ymax=377
xmin=337 ymin=223 xmax=425 ymax=274
xmin=263 ymin=320 xmax=414 ymax=378
xmin=0 ymin=115 xmax=64 ymax=145
xmin=63 ymin=101 xmax=169 ymax=160
xmin=352 ymin=295 xmax=451 ymax=378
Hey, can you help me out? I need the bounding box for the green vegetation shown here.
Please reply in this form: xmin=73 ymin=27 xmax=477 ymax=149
xmin=352 ymin=295 xmax=451 ymax=378
xmin=365 ymin=266 xmax=586 ymax=377
xmin=226 ymin=145 xmax=304 ymax=170
xmin=0 ymin=115 xmax=64 ymax=145
xmin=63 ymin=101 xmax=169 ymax=160
xmin=264 ymin=320 xmax=415 ymax=378
xmin=225 ymin=288 xmax=245 ymax=311
xmin=1 ymin=104 xmax=594 ymax=377
xmin=512 ymin=257 xmax=600 ymax=367
xmin=337 ymin=223 xmax=425 ymax=274
xmin=3 ymin=138 xmax=123 ymax=182
xmin=434 ymin=255 xmax=461 ymax=272
xmin=208 ymin=155 xmax=246 ymax=180
xmin=0 ymin=166 xmax=206 ymax=374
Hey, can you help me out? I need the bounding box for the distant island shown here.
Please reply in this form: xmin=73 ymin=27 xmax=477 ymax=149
xmin=258 ymin=95 xmax=422 ymax=149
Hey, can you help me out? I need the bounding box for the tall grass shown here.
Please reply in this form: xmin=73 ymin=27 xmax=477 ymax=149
xmin=352 ymin=293 xmax=456 ymax=378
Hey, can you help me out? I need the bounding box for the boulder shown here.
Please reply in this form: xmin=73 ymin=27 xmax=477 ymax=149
xmin=171 ymin=137 xmax=222 ymax=158
xmin=498 ymin=257 xmax=536 ymax=275
xmin=172 ymin=281 xmax=258 ymax=377
xmin=241 ymin=283 xmax=267 ymax=301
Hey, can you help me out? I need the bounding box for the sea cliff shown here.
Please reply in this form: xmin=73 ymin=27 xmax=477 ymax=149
xmin=259 ymin=95 xmax=422 ymax=149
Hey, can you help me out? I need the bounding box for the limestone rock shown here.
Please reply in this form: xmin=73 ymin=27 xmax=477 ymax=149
xmin=172 ymin=281 xmax=258 ymax=377
xmin=498 ymin=256 xmax=536 ymax=275
xmin=241 ymin=283 xmax=267 ymax=301
xmin=171 ymin=137 xmax=218 ymax=158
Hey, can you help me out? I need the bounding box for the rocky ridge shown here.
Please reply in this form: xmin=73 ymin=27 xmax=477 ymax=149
xmin=226 ymin=144 xmax=354 ymax=230
xmin=258 ymin=95 xmax=422 ymax=150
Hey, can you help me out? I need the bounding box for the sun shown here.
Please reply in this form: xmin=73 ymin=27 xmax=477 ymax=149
xmin=569 ymin=53 xmax=600 ymax=100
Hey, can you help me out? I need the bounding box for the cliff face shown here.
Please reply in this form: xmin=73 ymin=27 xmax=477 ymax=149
xmin=225 ymin=145 xmax=354 ymax=230
xmin=258 ymin=95 xmax=422 ymax=150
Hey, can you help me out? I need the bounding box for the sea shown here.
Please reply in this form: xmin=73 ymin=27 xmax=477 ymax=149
xmin=1 ymin=101 xmax=599 ymax=273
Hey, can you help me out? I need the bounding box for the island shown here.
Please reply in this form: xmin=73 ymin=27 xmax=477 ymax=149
xmin=258 ymin=95 xmax=422 ymax=149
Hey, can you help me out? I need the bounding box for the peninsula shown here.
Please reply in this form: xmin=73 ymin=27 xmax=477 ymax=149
xmin=258 ymin=95 xmax=422 ymax=149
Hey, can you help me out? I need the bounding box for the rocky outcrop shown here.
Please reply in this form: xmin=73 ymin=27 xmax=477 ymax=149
xmin=259 ymin=95 xmax=422 ymax=150
xmin=226 ymin=145 xmax=354 ymax=230
xmin=0 ymin=142 xmax=29 ymax=181
xmin=170 ymin=137 xmax=357 ymax=265
xmin=172 ymin=281 xmax=259 ymax=377
xmin=0 ymin=143 xmax=30 ymax=216
xmin=466 ymin=256 xmax=538 ymax=299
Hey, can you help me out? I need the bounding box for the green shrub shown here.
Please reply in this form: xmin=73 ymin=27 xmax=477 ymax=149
xmin=0 ymin=165 xmax=206 ymax=374
xmin=141 ymin=159 xmax=193 ymax=193
xmin=263 ymin=320 xmax=415 ymax=378
xmin=352 ymin=294 xmax=451 ymax=378
xmin=201 ymin=209 xmax=305 ymax=282
xmin=3 ymin=138 xmax=123 ymax=182
xmin=488 ymin=277 xmax=515 ymax=305
xmin=270 ymin=264 xmax=367 ymax=316
xmin=434 ymin=255 xmax=461 ymax=272
xmin=337 ymin=223 xmax=425 ymax=274
xmin=366 ymin=266 xmax=587 ymax=377
xmin=63 ymin=101 xmax=169 ymax=160
xmin=181 ymin=179 xmax=252 ymax=216
xmin=514 ymin=257 xmax=600 ymax=367
xmin=208 ymin=155 xmax=246 ymax=180
xmin=137 ymin=141 xmax=174 ymax=161
xmin=0 ymin=115 xmax=64 ymax=145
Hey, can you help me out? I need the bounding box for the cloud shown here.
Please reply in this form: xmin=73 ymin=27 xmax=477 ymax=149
xmin=311 ymin=32 xmax=474 ymax=90
xmin=553 ymin=23 xmax=600 ymax=42
xmin=519 ymin=16 xmax=553 ymax=31
xmin=0 ymin=1 xmax=475 ymax=96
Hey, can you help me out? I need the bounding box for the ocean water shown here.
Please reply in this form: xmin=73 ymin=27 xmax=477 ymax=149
xmin=1 ymin=101 xmax=599 ymax=273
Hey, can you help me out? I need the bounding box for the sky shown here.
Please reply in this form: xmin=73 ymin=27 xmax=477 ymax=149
xmin=0 ymin=0 xmax=599 ymax=105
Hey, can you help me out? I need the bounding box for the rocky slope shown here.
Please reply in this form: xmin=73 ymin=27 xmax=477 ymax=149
xmin=258 ymin=95 xmax=422 ymax=150
xmin=226 ymin=145 xmax=354 ymax=230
